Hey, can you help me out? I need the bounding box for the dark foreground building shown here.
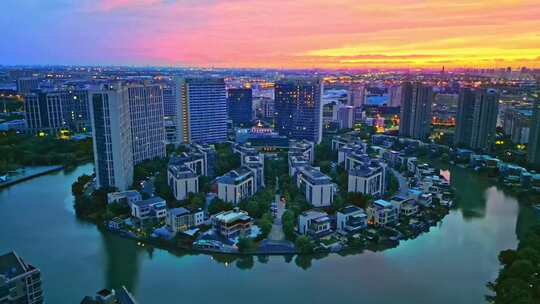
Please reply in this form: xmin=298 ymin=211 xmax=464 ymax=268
xmin=0 ymin=251 xmax=43 ymax=304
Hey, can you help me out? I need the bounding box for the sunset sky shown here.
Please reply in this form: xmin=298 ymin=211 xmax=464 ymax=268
xmin=2 ymin=0 xmax=540 ymax=69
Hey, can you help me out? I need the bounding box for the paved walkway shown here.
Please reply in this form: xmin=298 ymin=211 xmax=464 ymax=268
xmin=268 ymin=194 xmax=286 ymax=241
xmin=391 ymin=168 xmax=409 ymax=196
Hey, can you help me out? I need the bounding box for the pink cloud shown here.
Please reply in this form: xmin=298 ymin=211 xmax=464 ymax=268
xmin=73 ymin=0 xmax=540 ymax=68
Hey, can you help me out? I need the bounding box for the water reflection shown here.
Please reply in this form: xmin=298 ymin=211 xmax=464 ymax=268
xmin=101 ymin=233 xmax=143 ymax=292
xmin=1 ymin=163 xmax=538 ymax=304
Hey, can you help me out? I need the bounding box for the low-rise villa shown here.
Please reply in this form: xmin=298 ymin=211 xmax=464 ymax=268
xmin=367 ymin=199 xmax=399 ymax=226
xmin=298 ymin=210 xmax=332 ymax=238
xmin=336 ymin=205 xmax=367 ymax=234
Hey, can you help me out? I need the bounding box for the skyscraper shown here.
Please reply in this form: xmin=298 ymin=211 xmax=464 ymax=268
xmin=65 ymin=88 xmax=90 ymax=132
xmin=125 ymin=84 xmax=166 ymax=164
xmin=16 ymin=77 xmax=39 ymax=94
xmin=338 ymin=105 xmax=354 ymax=129
xmin=454 ymin=88 xmax=476 ymax=147
xmin=349 ymin=84 xmax=365 ymax=107
xmin=388 ymin=85 xmax=402 ymax=107
xmin=162 ymin=85 xmax=176 ymax=118
xmin=274 ymin=78 xmax=323 ymax=144
xmin=24 ymin=90 xmax=69 ymax=134
xmin=455 ymin=88 xmax=499 ymax=150
xmin=174 ymin=78 xmax=228 ymax=144
xmin=89 ymin=84 xmax=134 ymax=191
xmin=470 ymin=89 xmax=499 ymax=151
xmin=0 ymin=251 xmax=43 ymax=304
xmin=399 ymin=82 xmax=433 ymax=140
xmin=528 ymin=100 xmax=540 ymax=166
xmin=227 ymin=88 xmax=253 ymax=127
xmin=163 ymin=83 xmax=180 ymax=144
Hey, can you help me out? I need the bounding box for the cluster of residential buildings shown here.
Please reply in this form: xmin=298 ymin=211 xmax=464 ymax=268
xmin=288 ymin=140 xmax=336 ymax=207
xmin=453 ymin=148 xmax=540 ymax=191
xmin=332 ymin=134 xmax=388 ymax=197
xmin=167 ymin=143 xmax=216 ymax=200
xmin=215 ymin=143 xmax=265 ymax=205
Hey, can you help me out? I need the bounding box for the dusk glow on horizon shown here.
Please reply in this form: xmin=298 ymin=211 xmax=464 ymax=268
xmin=2 ymin=0 xmax=540 ymax=69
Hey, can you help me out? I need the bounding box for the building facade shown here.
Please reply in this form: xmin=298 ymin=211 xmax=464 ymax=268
xmin=399 ymin=82 xmax=433 ymax=140
xmin=528 ymin=100 xmax=540 ymax=166
xmin=454 ymin=88 xmax=476 ymax=147
xmin=175 ymin=78 xmax=228 ymax=144
xmin=89 ymin=85 xmax=134 ymax=191
xmin=16 ymin=77 xmax=39 ymax=94
xmin=227 ymin=88 xmax=253 ymax=127
xmin=274 ymin=78 xmax=323 ymax=144
xmin=217 ymin=167 xmax=256 ymax=205
xmin=126 ymin=84 xmax=166 ymax=164
xmin=470 ymin=89 xmax=499 ymax=151
xmin=24 ymin=90 xmax=69 ymax=134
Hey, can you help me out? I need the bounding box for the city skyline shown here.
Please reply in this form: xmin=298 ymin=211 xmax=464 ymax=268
xmin=2 ymin=0 xmax=540 ymax=69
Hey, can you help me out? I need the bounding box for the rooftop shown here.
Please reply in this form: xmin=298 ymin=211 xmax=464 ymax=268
xmin=214 ymin=209 xmax=251 ymax=223
xmin=132 ymin=196 xmax=166 ymax=208
xmin=298 ymin=166 xmax=333 ymax=185
xmin=373 ymin=199 xmax=393 ymax=209
xmin=216 ymin=166 xmax=253 ymax=185
xmin=0 ymin=251 xmax=32 ymax=279
xmin=339 ymin=205 xmax=364 ymax=215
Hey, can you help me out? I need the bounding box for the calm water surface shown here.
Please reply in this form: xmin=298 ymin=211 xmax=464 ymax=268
xmin=0 ymin=163 xmax=537 ymax=304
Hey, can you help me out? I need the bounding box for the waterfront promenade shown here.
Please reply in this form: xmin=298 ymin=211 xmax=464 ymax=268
xmin=0 ymin=165 xmax=64 ymax=188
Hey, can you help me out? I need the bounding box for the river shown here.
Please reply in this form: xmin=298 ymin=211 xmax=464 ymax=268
xmin=0 ymin=163 xmax=537 ymax=304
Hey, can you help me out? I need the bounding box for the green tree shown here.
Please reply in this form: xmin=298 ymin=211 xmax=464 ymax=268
xmin=258 ymin=213 xmax=273 ymax=238
xmin=237 ymin=238 xmax=256 ymax=253
xmin=295 ymin=235 xmax=314 ymax=254
xmin=208 ymin=198 xmax=233 ymax=215
xmin=282 ymin=210 xmax=297 ymax=241
xmin=347 ymin=192 xmax=372 ymax=209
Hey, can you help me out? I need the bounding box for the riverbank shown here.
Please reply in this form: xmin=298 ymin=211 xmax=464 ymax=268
xmin=1 ymin=163 xmax=530 ymax=303
xmin=0 ymin=165 xmax=64 ymax=188
xmin=76 ymin=168 xmax=451 ymax=257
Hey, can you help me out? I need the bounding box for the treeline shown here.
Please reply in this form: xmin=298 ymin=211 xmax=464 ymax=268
xmin=487 ymin=226 xmax=540 ymax=304
xmin=0 ymin=131 xmax=93 ymax=173
xmin=72 ymin=174 xmax=129 ymax=221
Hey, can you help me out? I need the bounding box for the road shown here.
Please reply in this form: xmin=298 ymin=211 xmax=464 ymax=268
xmin=391 ymin=168 xmax=409 ymax=196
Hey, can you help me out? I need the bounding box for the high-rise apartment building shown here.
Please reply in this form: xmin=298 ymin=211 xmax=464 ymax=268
xmin=24 ymin=88 xmax=91 ymax=134
xmin=126 ymin=84 xmax=166 ymax=164
xmin=338 ymin=105 xmax=354 ymax=129
xmin=174 ymin=78 xmax=228 ymax=144
xmin=454 ymin=88 xmax=476 ymax=147
xmin=0 ymin=251 xmax=43 ymax=304
xmin=455 ymin=88 xmax=499 ymax=150
xmin=162 ymin=83 xmax=179 ymax=144
xmin=470 ymin=89 xmax=499 ymax=151
xmin=65 ymin=88 xmax=90 ymax=132
xmin=24 ymin=90 xmax=69 ymax=134
xmin=399 ymin=82 xmax=433 ymax=140
xmin=349 ymin=84 xmax=365 ymax=107
xmin=89 ymin=84 xmax=134 ymax=191
xmin=16 ymin=77 xmax=39 ymax=94
xmin=227 ymin=88 xmax=253 ymax=127
xmin=528 ymin=100 xmax=540 ymax=166
xmin=388 ymin=85 xmax=402 ymax=107
xmin=162 ymin=85 xmax=176 ymax=118
xmin=274 ymin=78 xmax=323 ymax=144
